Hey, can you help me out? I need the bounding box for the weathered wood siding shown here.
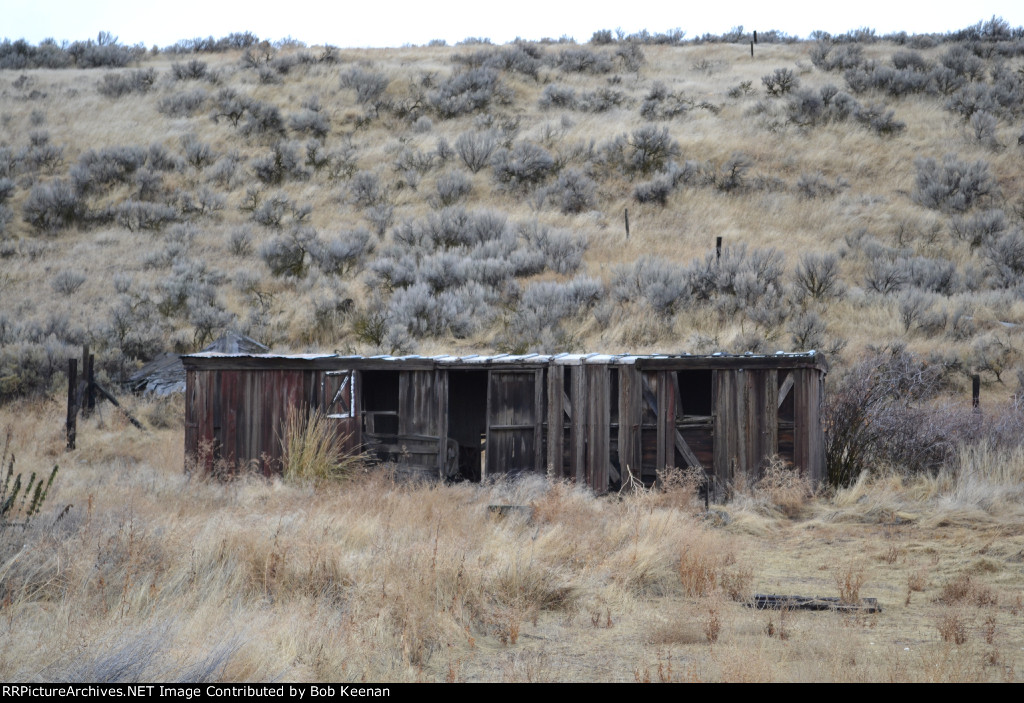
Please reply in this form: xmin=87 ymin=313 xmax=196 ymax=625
xmin=486 ymin=369 xmax=544 ymax=477
xmin=185 ymin=367 xmax=316 ymax=475
xmin=184 ymin=352 xmax=828 ymax=497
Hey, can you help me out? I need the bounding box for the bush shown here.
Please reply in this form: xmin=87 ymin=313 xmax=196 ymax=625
xmin=365 ymin=204 xmax=394 ymax=238
xmin=864 ymin=258 xmax=908 ymax=294
xmin=312 ymin=228 xmax=373 ymax=277
xmin=913 ymin=154 xmax=995 ymax=213
xmin=612 ymin=256 xmax=690 ymax=317
xmin=171 ymin=59 xmax=209 ymax=81
xmin=116 ymin=200 xmax=179 ymax=232
xmin=633 ymin=174 xmax=675 ymax=205
xmin=538 ymin=84 xmax=577 ymax=110
xmin=982 ymin=230 xmax=1024 ymax=288
xmin=51 ymin=270 xmax=87 ymax=296
xmin=289 ymin=108 xmax=330 ymax=139
xmin=824 ymin=346 xmax=955 ymax=486
xmin=260 ymin=226 xmax=318 ymax=278
xmin=520 ymin=223 xmax=587 ymax=274
xmin=349 ymin=171 xmax=386 ymax=208
xmin=796 ymin=171 xmax=848 ymax=198
xmin=950 ymin=208 xmax=1006 ymax=250
xmin=22 ymin=179 xmax=86 ymax=232
xmin=548 ymin=168 xmax=596 ymax=214
xmin=808 ymin=42 xmax=864 ymax=72
xmin=97 ymin=68 xmax=156 ymax=98
xmin=212 ymin=88 xmax=251 ymax=127
xmin=239 ymin=100 xmax=286 ymax=137
xmin=615 ymin=43 xmax=645 ymax=72
xmin=854 ymin=102 xmax=905 ymax=135
xmin=157 ymin=89 xmax=208 ymax=117
xmin=603 ymin=126 xmax=680 ymax=176
xmin=577 ymin=88 xmax=627 ymax=112
xmin=639 ymin=83 xmax=692 ymax=120
xmin=454 ymin=130 xmax=497 ymax=173
xmin=491 ymin=141 xmax=555 ymax=191
xmin=340 ymin=67 xmax=389 ymax=105
xmin=181 ymin=135 xmax=215 ymax=170
xmin=430 ymin=68 xmax=501 ymax=118
xmin=969 ymin=110 xmax=999 ymax=148
xmin=786 ymin=86 xmax=861 ymax=127
xmin=787 ymin=311 xmax=827 ymax=349
xmin=432 ymin=170 xmax=473 ymax=208
xmin=794 ymin=252 xmax=843 ymax=300
xmin=556 ymin=47 xmax=612 ymax=74
xmin=762 ymin=68 xmax=798 ymax=96
xmin=252 ymin=141 xmax=310 ymax=184
xmin=498 ymin=276 xmax=602 ymax=351
xmin=454 ymin=44 xmax=543 ymax=79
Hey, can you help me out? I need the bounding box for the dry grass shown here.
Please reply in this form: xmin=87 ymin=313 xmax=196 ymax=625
xmin=0 ymin=400 xmax=1022 ymax=681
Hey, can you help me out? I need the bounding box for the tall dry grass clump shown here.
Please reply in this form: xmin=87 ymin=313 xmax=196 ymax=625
xmin=280 ymin=408 xmax=363 ymax=483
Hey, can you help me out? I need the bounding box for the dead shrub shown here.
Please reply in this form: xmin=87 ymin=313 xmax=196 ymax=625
xmin=834 ymin=561 xmax=867 ymax=605
xmin=655 ymin=466 xmax=705 ymax=510
xmin=936 ymin=574 xmax=997 ymax=607
xmin=754 ymin=457 xmax=813 ymax=517
xmin=937 ymin=607 xmax=970 ymax=645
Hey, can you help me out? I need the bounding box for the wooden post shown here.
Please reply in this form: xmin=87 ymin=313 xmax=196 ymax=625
xmin=716 ymin=236 xmax=723 ymax=261
xmin=972 ymin=374 xmax=980 ymax=410
xmin=624 ymin=208 xmax=630 ymax=239
xmin=80 ymin=344 xmax=90 ymax=417
xmin=86 ymin=353 xmax=96 ymax=416
xmin=750 ymin=41 xmax=754 ymax=58
xmin=66 ymin=358 xmax=77 ymax=450
xmin=753 ymin=30 xmax=758 ymax=44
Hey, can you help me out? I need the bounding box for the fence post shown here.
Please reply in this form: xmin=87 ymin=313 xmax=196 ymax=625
xmin=716 ymin=236 xmax=723 ymax=261
xmin=972 ymin=374 xmax=980 ymax=410
xmin=66 ymin=358 xmax=77 ymax=451
xmin=624 ymin=208 xmax=630 ymax=239
xmin=86 ymin=353 xmax=96 ymax=416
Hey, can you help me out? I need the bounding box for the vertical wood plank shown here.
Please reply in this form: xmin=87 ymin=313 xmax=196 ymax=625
xmin=547 ymin=364 xmax=564 ymax=477
xmin=618 ymin=365 xmax=641 ymax=483
xmin=571 ymin=366 xmax=586 ymax=483
xmin=586 ymin=365 xmax=609 ymax=493
xmin=534 ymin=368 xmax=544 ymax=474
xmin=436 ymin=369 xmax=449 ymax=478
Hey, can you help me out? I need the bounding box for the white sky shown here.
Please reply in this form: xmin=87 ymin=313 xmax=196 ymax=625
xmin=5 ymin=0 xmax=1024 ymax=48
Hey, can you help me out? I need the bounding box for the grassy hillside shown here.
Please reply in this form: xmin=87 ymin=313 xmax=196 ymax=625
xmin=2 ymin=25 xmax=1024 ymax=402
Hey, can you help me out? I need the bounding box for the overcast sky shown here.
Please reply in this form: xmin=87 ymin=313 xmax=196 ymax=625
xmin=5 ymin=0 xmax=1024 ymax=48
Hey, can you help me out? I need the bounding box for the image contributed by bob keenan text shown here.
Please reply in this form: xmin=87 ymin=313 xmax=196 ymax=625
xmin=2 ymin=686 xmax=393 ymax=698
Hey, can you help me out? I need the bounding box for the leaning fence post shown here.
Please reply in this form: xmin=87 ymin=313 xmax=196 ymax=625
xmin=66 ymin=358 xmax=77 ymax=451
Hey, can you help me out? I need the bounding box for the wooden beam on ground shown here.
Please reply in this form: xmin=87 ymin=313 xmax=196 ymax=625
xmin=750 ymin=594 xmax=881 ymax=613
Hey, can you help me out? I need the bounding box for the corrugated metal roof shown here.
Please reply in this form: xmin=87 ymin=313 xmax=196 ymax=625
xmin=183 ymin=350 xmax=822 ymax=364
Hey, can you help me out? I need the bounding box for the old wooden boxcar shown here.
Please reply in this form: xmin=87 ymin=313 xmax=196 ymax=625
xmin=183 ymin=351 xmax=827 ymax=499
